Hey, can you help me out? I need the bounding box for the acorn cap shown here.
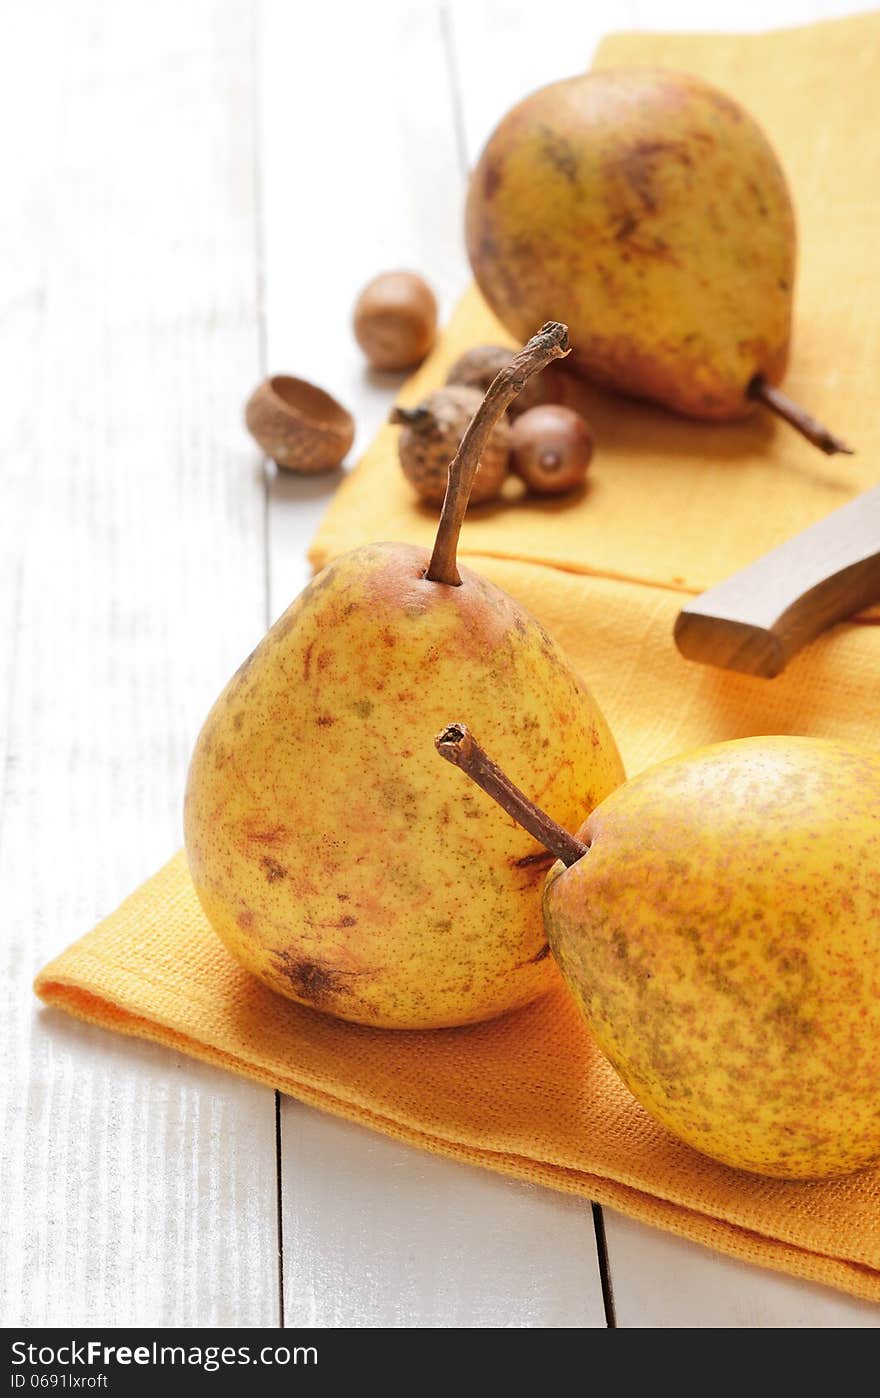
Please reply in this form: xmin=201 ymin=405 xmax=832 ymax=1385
xmin=391 ymin=385 xmax=510 ymax=507
xmin=245 ymin=375 xmax=355 ymax=473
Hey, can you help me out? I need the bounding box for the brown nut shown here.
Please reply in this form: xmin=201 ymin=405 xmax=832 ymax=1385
xmin=446 ymin=344 xmax=514 ymax=394
xmin=245 ymin=375 xmax=354 ymax=473
xmin=510 ymin=404 xmax=593 ymax=495
xmin=446 ymin=342 xmax=568 ymax=417
xmin=391 ymin=385 xmax=510 ymax=506
xmin=353 ymin=271 xmax=437 ymax=371
xmin=513 ymin=361 xmax=570 ymax=417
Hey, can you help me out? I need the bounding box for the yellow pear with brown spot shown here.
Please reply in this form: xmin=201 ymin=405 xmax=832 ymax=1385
xmin=184 ymin=326 xmax=624 ymax=1029
xmin=466 ymin=68 xmax=795 ymax=422
xmin=439 ymin=727 xmax=880 ymax=1179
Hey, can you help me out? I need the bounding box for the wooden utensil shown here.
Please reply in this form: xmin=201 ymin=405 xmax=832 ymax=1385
xmin=674 ymin=486 xmax=880 ymax=677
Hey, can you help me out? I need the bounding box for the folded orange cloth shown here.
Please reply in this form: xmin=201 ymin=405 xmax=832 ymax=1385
xmin=36 ymin=851 xmax=880 ymax=1303
xmin=37 ymin=13 xmax=880 ymax=1302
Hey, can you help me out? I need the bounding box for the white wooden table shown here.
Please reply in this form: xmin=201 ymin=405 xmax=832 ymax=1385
xmin=2 ymin=0 xmax=878 ymax=1329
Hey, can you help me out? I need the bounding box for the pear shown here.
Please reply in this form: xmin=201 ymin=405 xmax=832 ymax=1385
xmin=438 ymin=726 xmax=880 ymax=1178
xmin=184 ymin=324 xmax=624 ymax=1030
xmin=466 ymin=68 xmax=851 ymax=454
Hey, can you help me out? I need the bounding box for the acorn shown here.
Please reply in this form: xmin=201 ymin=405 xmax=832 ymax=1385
xmin=446 ymin=344 xmax=513 ymax=394
xmin=353 ymin=271 xmax=437 ymax=371
xmin=446 ymin=343 xmax=569 ymax=417
xmin=391 ymin=385 xmax=510 ymax=506
xmin=245 ymin=375 xmax=354 ymax=473
xmin=510 ymin=404 xmax=593 ymax=495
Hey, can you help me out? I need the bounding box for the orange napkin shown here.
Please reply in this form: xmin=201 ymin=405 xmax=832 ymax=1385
xmin=37 ymin=13 xmax=880 ymax=1303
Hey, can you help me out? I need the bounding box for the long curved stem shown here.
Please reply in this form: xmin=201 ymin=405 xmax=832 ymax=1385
xmin=749 ymin=376 xmax=854 ymax=456
xmin=435 ymin=723 xmax=587 ymax=867
xmin=426 ymin=322 xmax=570 ymax=586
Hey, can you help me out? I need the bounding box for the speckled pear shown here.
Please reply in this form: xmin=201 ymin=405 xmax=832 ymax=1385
xmin=184 ymin=325 xmax=624 ymax=1029
xmin=467 ymin=67 xmax=795 ymax=420
xmin=439 ymin=729 xmax=880 ymax=1179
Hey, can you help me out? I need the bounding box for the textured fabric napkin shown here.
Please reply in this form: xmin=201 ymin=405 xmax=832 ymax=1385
xmin=37 ymin=14 xmax=880 ymax=1302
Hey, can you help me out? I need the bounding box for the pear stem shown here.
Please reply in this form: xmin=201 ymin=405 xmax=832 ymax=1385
xmin=435 ymin=723 xmax=588 ymax=867
xmin=749 ymin=376 xmax=854 ymax=456
xmin=425 ymin=322 xmax=570 ymax=586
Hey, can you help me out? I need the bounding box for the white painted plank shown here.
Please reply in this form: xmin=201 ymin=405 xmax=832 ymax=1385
xmin=259 ymin=0 xmax=607 ymax=1328
xmin=282 ymin=1106 xmax=603 ymax=1328
xmin=0 ymin=0 xmax=278 ymax=1326
xmin=448 ymin=0 xmax=880 ymax=1328
xmin=260 ymin=0 xmax=471 ymax=611
xmin=604 ymin=1212 xmax=880 ymax=1329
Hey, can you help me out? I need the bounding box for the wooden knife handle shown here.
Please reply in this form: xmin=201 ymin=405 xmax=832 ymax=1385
xmin=674 ymin=486 xmax=880 ymax=677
